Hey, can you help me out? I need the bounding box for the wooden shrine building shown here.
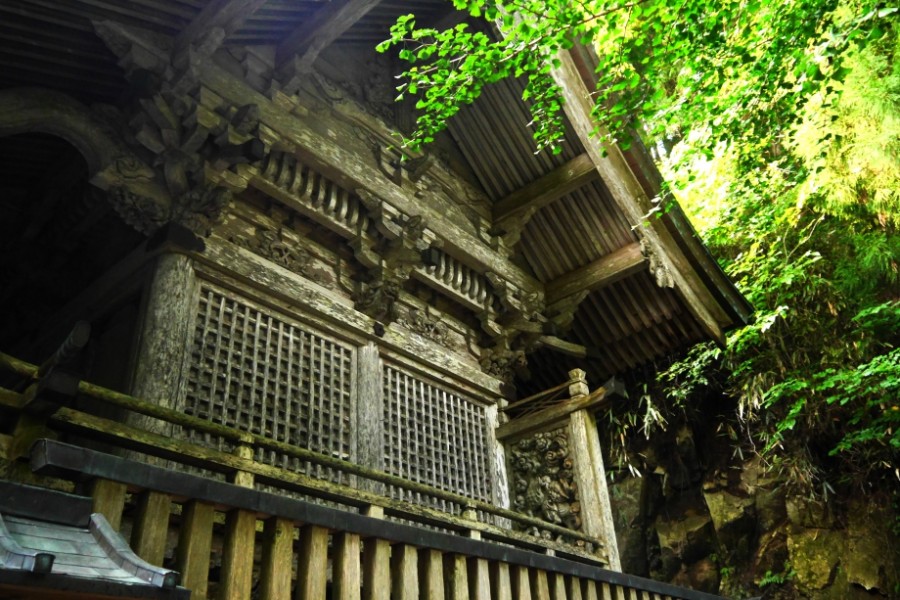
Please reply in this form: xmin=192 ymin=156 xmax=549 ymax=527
xmin=0 ymin=1 xmax=751 ymax=599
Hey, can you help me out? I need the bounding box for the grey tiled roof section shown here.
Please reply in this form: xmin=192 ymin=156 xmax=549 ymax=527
xmin=3 ymin=515 xmax=154 ymax=585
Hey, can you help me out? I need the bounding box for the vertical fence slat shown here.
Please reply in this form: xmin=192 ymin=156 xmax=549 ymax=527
xmin=531 ymin=570 xmax=552 ymax=600
xmin=130 ymin=490 xmax=170 ymax=566
xmin=567 ymin=576 xmax=584 ymax=600
xmin=296 ymin=525 xmax=329 ymax=600
xmin=551 ymin=572 xmax=569 ymax=600
xmin=491 ymin=562 xmax=512 ymax=600
xmin=220 ymin=509 xmax=257 ymax=600
xmin=91 ymin=478 xmax=126 ymax=531
xmin=176 ymin=500 xmax=214 ymax=600
xmin=259 ymin=517 xmax=294 ymax=600
xmin=468 ymin=556 xmax=490 ymax=600
xmin=334 ymin=531 xmax=362 ymax=600
xmin=512 ymin=566 xmax=533 ymax=600
xmin=446 ymin=554 xmax=470 ymax=600
xmin=583 ymin=580 xmax=599 ymax=600
xmin=391 ymin=543 xmax=419 ymax=600
xmin=420 ymin=549 xmax=445 ymax=600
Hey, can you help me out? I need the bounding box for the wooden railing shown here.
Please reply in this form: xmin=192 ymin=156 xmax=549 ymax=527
xmin=0 ymin=349 xmax=726 ymax=600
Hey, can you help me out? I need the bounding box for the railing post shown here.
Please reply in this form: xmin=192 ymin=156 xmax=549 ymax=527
xmin=130 ymin=490 xmax=171 ymax=565
xmin=176 ymin=500 xmax=215 ymax=600
xmin=362 ymin=506 xmax=391 ymax=600
xmin=91 ymin=478 xmax=127 ymax=531
xmin=390 ymin=543 xmax=419 ymax=600
xmin=490 ymin=561 xmax=512 ymax=600
xmin=464 ymin=507 xmax=490 ymax=600
xmin=259 ymin=516 xmax=294 ymax=600
xmin=296 ymin=525 xmax=329 ymax=600
xmin=566 ymin=369 xmax=622 ymax=570
xmin=419 ymin=548 xmax=444 ymax=600
xmin=512 ymin=565 xmax=533 ymax=600
xmin=333 ymin=531 xmax=362 ymax=600
xmin=220 ymin=439 xmax=257 ymax=600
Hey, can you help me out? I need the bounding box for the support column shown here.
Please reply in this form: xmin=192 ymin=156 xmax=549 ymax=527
xmin=356 ymin=342 xmax=384 ymax=493
xmin=131 ymin=252 xmax=196 ymax=423
xmin=566 ymin=372 xmax=621 ymax=570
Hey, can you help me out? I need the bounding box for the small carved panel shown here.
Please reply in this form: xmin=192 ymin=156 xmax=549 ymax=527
xmin=509 ymin=428 xmax=582 ymax=538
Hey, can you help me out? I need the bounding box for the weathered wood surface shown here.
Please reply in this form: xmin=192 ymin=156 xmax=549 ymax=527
xmin=176 ymin=500 xmax=214 ymax=600
xmin=276 ymin=0 xmax=383 ymax=73
xmin=545 ymin=243 xmax=647 ymax=306
xmin=496 ymin=385 xmax=613 ymax=442
xmin=130 ymin=490 xmax=170 ymax=566
xmin=174 ymin=0 xmax=269 ymax=54
xmin=296 ymin=525 xmax=329 ymax=600
xmin=420 ymin=549 xmax=445 ymax=600
xmin=259 ymin=517 xmax=294 ymax=600
xmin=549 ymin=50 xmax=727 ymax=345
xmin=219 ymin=508 xmax=256 ymax=600
xmin=90 ymin=478 xmax=126 ymax=531
xmin=513 ymin=565 xmax=534 ymax=600
xmin=390 ymin=543 xmax=419 ymax=600
xmin=446 ymin=554 xmax=469 ymax=600
xmin=493 ymin=153 xmax=599 ymax=224
xmin=362 ymin=506 xmax=391 ymax=600
xmin=491 ymin=561 xmax=513 ymax=600
xmin=334 ymin=531 xmax=362 ymax=600
xmin=532 ymin=569 xmax=552 ymax=600
xmin=568 ymin=409 xmax=621 ymax=570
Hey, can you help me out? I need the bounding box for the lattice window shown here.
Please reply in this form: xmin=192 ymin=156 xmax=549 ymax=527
xmin=184 ymin=284 xmax=355 ymax=484
xmin=383 ymin=365 xmax=492 ymax=512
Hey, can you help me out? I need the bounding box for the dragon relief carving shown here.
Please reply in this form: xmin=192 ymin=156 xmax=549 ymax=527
xmin=509 ymin=429 xmax=582 ymax=540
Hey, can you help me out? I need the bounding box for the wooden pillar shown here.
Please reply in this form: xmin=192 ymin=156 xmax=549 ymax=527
xmin=583 ymin=580 xmax=599 ymax=600
xmin=176 ymin=500 xmax=215 ymax=600
xmin=356 ymin=342 xmax=384 ymax=494
xmin=130 ymin=490 xmax=170 ymax=565
xmin=296 ymin=525 xmax=329 ymax=600
xmin=259 ymin=517 xmax=294 ymax=600
xmin=362 ymin=506 xmax=390 ymax=600
xmin=566 ymin=369 xmax=621 ymax=570
xmin=390 ymin=544 xmax=419 ymax=600
xmin=334 ymin=531 xmax=362 ymax=600
xmin=130 ymin=252 xmax=195 ymax=423
xmin=419 ymin=549 xmax=444 ymax=600
xmin=91 ymin=478 xmax=126 ymax=531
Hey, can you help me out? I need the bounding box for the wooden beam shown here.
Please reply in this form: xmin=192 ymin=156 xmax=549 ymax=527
xmin=496 ymin=384 xmax=614 ymax=442
xmin=549 ymin=50 xmax=727 ymax=345
xmin=493 ymin=153 xmax=598 ymax=224
xmin=546 ymin=243 xmax=645 ymax=306
xmin=174 ymin=0 xmax=270 ymax=55
xmin=276 ymin=0 xmax=383 ymax=71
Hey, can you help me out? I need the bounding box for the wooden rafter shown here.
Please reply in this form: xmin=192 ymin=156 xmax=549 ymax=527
xmin=545 ymin=242 xmax=646 ymax=306
xmin=275 ymin=0 xmax=383 ymax=72
xmin=492 ymin=152 xmax=598 ymax=225
xmin=549 ymin=50 xmax=728 ymax=345
xmin=174 ymin=0 xmax=270 ymax=55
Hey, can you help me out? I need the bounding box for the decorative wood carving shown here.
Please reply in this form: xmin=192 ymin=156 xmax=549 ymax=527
xmin=508 ymin=429 xmax=582 ymax=538
xmin=639 ymin=236 xmax=675 ymax=289
xmin=397 ymin=308 xmax=450 ymax=347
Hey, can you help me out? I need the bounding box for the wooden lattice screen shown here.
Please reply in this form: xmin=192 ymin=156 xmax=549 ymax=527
xmin=382 ymin=364 xmax=492 ymax=512
xmin=183 ymin=284 xmax=355 ymax=484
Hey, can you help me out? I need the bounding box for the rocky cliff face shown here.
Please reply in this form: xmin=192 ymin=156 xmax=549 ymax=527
xmin=608 ymin=424 xmax=900 ymax=599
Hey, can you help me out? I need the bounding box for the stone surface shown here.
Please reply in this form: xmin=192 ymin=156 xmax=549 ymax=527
xmin=787 ymin=528 xmax=842 ymax=591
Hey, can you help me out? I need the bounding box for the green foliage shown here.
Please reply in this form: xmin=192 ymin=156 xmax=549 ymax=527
xmin=379 ymin=0 xmax=893 ymax=160
xmin=758 ymin=563 xmax=797 ymax=588
xmin=660 ymin=25 xmax=900 ymax=491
